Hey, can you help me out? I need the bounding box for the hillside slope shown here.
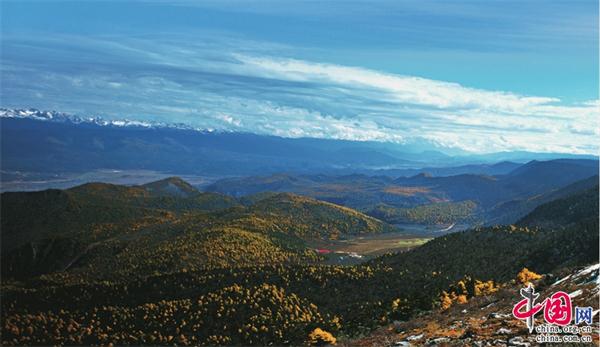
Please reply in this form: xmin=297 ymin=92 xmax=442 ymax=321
xmin=1 ymin=178 xmax=239 ymax=252
xmin=517 ymin=184 xmax=599 ymax=228
xmin=485 ymin=175 xmax=599 ymax=225
xmin=1 ymin=179 xmax=399 ymax=281
xmin=350 ymin=263 xmax=599 ymax=346
xmin=378 ymin=182 xmax=599 ymax=277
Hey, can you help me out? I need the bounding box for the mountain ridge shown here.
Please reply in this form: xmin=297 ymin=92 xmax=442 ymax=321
xmin=2 ymin=109 xmax=597 ymax=179
xmin=207 ymin=162 xmax=598 ymax=225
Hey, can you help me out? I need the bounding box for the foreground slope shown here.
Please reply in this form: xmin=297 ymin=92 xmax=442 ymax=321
xmin=350 ymin=264 xmax=599 ymax=347
xmin=349 ymin=184 xmax=599 ymax=345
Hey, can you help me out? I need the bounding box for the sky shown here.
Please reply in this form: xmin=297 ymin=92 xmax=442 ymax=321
xmin=1 ymin=0 xmax=598 ymax=154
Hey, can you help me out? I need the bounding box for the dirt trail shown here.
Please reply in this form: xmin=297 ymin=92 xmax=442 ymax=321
xmin=62 ymin=237 xmax=116 ymax=271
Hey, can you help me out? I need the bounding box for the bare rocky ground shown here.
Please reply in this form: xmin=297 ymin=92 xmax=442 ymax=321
xmin=345 ymin=264 xmax=599 ymax=347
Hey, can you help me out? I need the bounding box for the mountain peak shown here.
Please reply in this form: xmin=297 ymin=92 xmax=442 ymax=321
xmin=411 ymin=172 xmax=432 ymax=179
xmin=141 ymin=177 xmax=198 ymax=198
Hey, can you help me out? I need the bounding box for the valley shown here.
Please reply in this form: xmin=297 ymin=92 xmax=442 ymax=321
xmin=309 ymin=231 xmax=432 ymax=264
xmin=393 ymin=222 xmax=471 ymax=236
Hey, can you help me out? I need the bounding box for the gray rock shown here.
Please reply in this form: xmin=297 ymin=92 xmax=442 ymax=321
xmin=481 ymin=302 xmax=497 ymax=310
xmin=406 ymin=334 xmax=424 ymax=341
xmin=508 ymin=336 xmax=530 ymax=346
xmin=427 ymin=337 xmax=451 ymax=345
xmin=495 ymin=327 xmax=512 ymax=335
xmin=489 ymin=312 xmax=511 ymax=319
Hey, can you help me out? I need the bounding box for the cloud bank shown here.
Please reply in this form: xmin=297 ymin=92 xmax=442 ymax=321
xmin=1 ymin=35 xmax=598 ymax=154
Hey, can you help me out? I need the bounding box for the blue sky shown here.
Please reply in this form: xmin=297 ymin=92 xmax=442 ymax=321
xmin=1 ymin=0 xmax=598 ymax=154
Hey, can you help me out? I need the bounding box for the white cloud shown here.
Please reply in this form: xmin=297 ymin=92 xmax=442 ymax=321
xmin=228 ymin=54 xmax=598 ymax=153
xmin=214 ymin=113 xmax=242 ymax=127
xmin=2 ymin=35 xmax=598 ymax=155
xmin=234 ymin=55 xmax=563 ymax=111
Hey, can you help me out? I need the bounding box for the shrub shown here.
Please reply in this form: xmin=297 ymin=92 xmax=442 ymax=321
xmin=516 ymin=268 xmax=542 ymax=285
xmin=308 ymin=328 xmax=336 ymax=346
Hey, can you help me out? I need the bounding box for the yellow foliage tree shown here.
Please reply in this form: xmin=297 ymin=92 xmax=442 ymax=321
xmin=474 ymin=280 xmax=498 ymax=296
xmin=455 ymin=295 xmax=468 ymax=304
xmin=516 ymin=268 xmax=542 ymax=285
xmin=440 ymin=291 xmax=454 ymax=311
xmin=308 ymin=328 xmax=336 ymax=346
xmin=456 ymin=280 xmax=468 ymax=295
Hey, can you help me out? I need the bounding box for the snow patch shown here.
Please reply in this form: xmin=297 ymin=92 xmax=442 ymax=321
xmin=568 ymin=289 xmax=583 ymax=298
xmin=551 ymin=274 xmax=571 ymax=287
xmin=496 ymin=328 xmax=512 ymax=335
xmin=0 ymin=108 xmax=212 ymax=133
xmin=574 ymin=263 xmax=600 ymax=278
xmin=406 ymin=334 xmax=423 ymax=341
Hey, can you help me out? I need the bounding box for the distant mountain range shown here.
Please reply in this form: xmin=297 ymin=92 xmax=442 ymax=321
xmin=207 ymin=160 xmax=599 ymax=225
xmin=0 ymin=108 xmax=197 ymax=130
xmin=1 ymin=108 xmax=596 ymax=178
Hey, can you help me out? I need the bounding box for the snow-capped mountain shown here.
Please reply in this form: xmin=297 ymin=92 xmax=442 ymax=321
xmin=0 ymin=108 xmax=196 ymax=131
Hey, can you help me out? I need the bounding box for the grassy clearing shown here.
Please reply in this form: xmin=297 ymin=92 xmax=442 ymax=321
xmin=311 ymin=232 xmax=432 ymax=258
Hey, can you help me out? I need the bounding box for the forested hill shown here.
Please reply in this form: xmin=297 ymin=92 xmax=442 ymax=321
xmin=0 ymin=179 xmax=398 ymax=280
xmin=517 ymin=184 xmax=599 ymax=228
